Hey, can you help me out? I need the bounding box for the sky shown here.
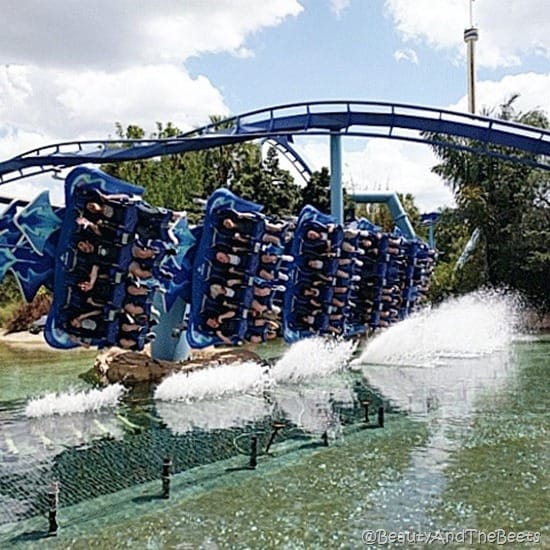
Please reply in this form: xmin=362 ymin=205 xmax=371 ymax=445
xmin=1 ymin=0 xmax=549 ymax=211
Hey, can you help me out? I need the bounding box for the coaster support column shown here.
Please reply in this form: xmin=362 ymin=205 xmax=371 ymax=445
xmin=151 ymin=296 xmax=189 ymax=361
xmin=330 ymin=132 xmax=343 ymax=224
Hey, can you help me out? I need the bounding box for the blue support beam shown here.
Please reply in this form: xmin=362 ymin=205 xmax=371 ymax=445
xmin=350 ymin=192 xmax=416 ymax=239
xmin=420 ymin=212 xmax=440 ymax=248
xmin=330 ymin=133 xmax=344 ymax=224
xmin=151 ymin=296 xmax=189 ymax=362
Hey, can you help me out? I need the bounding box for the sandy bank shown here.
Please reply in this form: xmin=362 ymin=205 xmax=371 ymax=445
xmin=0 ymin=330 xmax=89 ymax=352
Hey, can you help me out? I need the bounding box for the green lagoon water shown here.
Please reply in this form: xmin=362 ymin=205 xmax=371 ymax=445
xmin=0 ymin=293 xmax=548 ymax=549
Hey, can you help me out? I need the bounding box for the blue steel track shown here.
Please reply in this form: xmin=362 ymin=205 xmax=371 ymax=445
xmin=1 ymin=100 xmax=549 ymax=185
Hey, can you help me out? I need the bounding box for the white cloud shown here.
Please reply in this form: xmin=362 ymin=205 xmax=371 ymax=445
xmin=56 ymin=65 xmax=229 ymax=137
xmin=0 ymin=1 xmax=303 ymax=69
xmin=449 ymin=72 xmax=550 ymax=116
xmin=393 ymin=48 xmax=418 ymax=64
xmin=344 ymin=140 xmax=454 ymax=212
xmin=0 ymin=125 xmax=57 ymax=162
xmin=0 ymin=1 xmax=303 ymax=184
xmin=329 ymin=0 xmax=351 ymax=18
xmin=385 ymin=0 xmax=550 ymax=69
xmin=297 ymin=137 xmax=453 ymax=213
xmin=0 ymin=64 xmax=228 ymax=140
xmin=0 ymin=177 xmax=65 ymax=207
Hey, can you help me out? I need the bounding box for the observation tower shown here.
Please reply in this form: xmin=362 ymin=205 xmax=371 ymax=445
xmin=464 ymin=0 xmax=479 ymax=114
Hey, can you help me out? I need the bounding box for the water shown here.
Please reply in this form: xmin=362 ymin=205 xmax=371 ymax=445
xmin=0 ymin=291 xmax=548 ymax=548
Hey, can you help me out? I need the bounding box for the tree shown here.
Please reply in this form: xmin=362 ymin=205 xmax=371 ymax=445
xmin=300 ymin=167 xmax=331 ymax=213
xmin=425 ymin=97 xmax=550 ymax=312
xmin=102 ymin=122 xmax=306 ymax=220
xmin=102 ymin=122 xmax=206 ymax=221
xmin=231 ymin=146 xmax=302 ymax=218
xmin=426 ymin=207 xmax=485 ymax=303
xmin=298 ymin=167 xmax=355 ymax=218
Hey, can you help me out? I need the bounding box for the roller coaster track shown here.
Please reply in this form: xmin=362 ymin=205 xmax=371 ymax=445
xmin=262 ymin=136 xmax=313 ymax=184
xmin=1 ymin=100 xmax=549 ymax=185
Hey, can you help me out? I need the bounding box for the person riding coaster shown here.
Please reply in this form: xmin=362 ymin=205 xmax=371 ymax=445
xmin=246 ymin=319 xmax=280 ymax=343
xmin=209 ymin=281 xmax=281 ymax=303
xmin=211 ymin=237 xmax=260 ymax=273
xmin=212 ymin=207 xmax=288 ymax=244
xmin=68 ymin=308 xmax=111 ymax=339
xmin=76 ymin=239 xmax=132 ymax=266
xmin=118 ymin=317 xmax=156 ymax=342
xmin=75 ymin=215 xmax=132 ymax=244
xmin=76 ymin=187 xmax=185 ymax=244
xmin=202 ymin=309 xmax=247 ymax=345
xmin=77 ymin=188 xmax=131 ymax=227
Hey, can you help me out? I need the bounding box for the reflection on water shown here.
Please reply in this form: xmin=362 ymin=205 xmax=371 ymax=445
xmin=157 ymin=395 xmax=273 ymax=434
xmin=356 ymin=352 xmax=516 ymax=533
xmin=0 ymin=291 xmax=548 ymax=548
xmin=362 ymin=353 xmax=513 ymax=418
xmin=351 ymin=291 xmax=523 ymax=534
xmin=272 ymin=374 xmax=355 ymax=436
xmin=0 ymin=338 xmax=376 ymax=531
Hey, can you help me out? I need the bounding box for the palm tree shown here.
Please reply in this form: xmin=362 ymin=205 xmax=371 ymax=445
xmin=424 ymin=96 xmax=550 ymax=311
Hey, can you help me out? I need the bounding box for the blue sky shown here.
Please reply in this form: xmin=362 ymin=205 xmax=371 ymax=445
xmin=187 ymin=1 xmax=464 ymax=113
xmin=1 ymin=0 xmax=549 ymax=210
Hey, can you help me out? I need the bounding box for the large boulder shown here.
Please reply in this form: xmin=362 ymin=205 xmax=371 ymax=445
xmin=93 ymin=346 xmax=263 ymax=385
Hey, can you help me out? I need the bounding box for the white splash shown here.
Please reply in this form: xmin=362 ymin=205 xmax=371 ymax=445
xmin=154 ymin=361 xmax=267 ymax=402
xmin=356 ymin=290 xmax=520 ymax=367
xmin=25 ymin=384 xmax=126 ymax=418
xmin=154 ymin=338 xmax=357 ymax=403
xmin=271 ymin=337 xmax=357 ymax=383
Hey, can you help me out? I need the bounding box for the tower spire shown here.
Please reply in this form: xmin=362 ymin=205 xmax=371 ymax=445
xmin=464 ymin=0 xmax=479 ymax=114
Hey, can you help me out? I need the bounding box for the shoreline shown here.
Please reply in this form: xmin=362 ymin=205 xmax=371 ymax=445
xmin=0 ymin=329 xmax=241 ymax=360
xmin=0 ymin=330 xmax=92 ymax=352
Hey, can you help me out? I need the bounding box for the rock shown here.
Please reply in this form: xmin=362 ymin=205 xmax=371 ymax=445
xmin=93 ymin=346 xmax=263 ymax=386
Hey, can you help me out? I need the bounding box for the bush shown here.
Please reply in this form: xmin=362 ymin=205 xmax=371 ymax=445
xmin=0 ymin=273 xmax=21 ymax=304
xmin=4 ymin=293 xmax=52 ymax=334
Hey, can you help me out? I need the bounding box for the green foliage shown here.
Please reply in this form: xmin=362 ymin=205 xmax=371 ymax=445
xmin=102 ymin=122 xmax=206 ymax=222
xmin=297 ymin=166 xmax=355 ymax=219
xmin=0 ymin=274 xmax=23 ymax=326
xmin=300 ymin=167 xmax=331 ymax=213
xmin=0 ymin=273 xmax=21 ymax=304
xmin=0 ymin=276 xmax=52 ymax=329
xmin=425 ymin=97 xmax=550 ymax=312
xmin=426 ymin=208 xmax=486 ymax=303
xmin=229 ymin=146 xmax=302 ymax=218
xmin=102 ymin=123 xmax=303 ymax=221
